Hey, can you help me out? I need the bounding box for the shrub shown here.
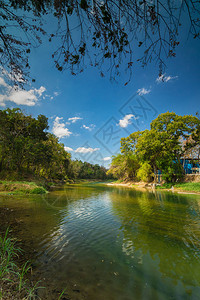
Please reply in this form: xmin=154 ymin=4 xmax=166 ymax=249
xmin=137 ymin=163 xmax=153 ymax=182
xmin=29 ymin=187 xmax=47 ymax=194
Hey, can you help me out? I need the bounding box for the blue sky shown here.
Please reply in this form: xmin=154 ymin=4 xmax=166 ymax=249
xmin=0 ymin=12 xmax=200 ymax=167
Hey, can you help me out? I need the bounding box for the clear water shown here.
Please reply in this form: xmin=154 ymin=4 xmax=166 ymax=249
xmin=0 ymin=183 xmax=200 ymax=300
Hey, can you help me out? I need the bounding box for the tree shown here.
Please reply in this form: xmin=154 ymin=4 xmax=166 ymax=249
xmin=0 ymin=108 xmax=48 ymax=171
xmin=1 ymin=0 xmax=200 ymax=85
xmin=137 ymin=162 xmax=153 ymax=183
xmin=184 ymin=114 xmax=200 ymax=163
xmin=108 ymin=112 xmax=200 ymax=183
xmin=136 ymin=112 xmax=200 ymax=182
xmin=107 ymin=152 xmax=140 ymax=181
xmin=135 ymin=129 xmax=170 ymax=180
xmin=0 ymin=108 xmax=110 ymax=181
xmin=107 ymin=154 xmax=126 ymax=179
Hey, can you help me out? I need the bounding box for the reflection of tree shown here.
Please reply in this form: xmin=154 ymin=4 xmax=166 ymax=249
xmin=42 ymin=184 xmax=105 ymax=209
xmin=110 ymin=188 xmax=200 ymax=293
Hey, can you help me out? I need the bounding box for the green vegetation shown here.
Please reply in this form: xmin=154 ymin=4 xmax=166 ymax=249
xmin=156 ymin=182 xmax=200 ymax=193
xmin=0 ymin=181 xmax=47 ymax=195
xmin=108 ymin=112 xmax=200 ymax=183
xmin=137 ymin=162 xmax=153 ymax=183
xmin=0 ymin=228 xmax=43 ymax=299
xmin=0 ymin=108 xmax=111 ymax=190
xmin=0 ymin=228 xmax=69 ymax=299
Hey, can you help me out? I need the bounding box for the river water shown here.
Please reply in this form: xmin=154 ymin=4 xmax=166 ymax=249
xmin=0 ymin=183 xmax=200 ymax=300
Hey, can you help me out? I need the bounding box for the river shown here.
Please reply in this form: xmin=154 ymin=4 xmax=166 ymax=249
xmin=0 ymin=183 xmax=200 ymax=299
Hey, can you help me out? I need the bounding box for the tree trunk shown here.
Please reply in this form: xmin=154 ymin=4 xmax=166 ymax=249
xmin=153 ymin=165 xmax=157 ymax=183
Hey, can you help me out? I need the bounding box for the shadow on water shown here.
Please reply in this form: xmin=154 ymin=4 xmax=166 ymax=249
xmin=0 ymin=184 xmax=200 ymax=299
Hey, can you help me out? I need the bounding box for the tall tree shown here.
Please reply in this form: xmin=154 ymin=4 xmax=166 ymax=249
xmin=109 ymin=112 xmax=200 ymax=183
xmin=0 ymin=108 xmax=48 ymax=171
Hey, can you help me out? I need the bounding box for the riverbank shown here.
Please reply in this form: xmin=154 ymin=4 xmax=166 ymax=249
xmin=0 ymin=181 xmax=48 ymax=195
xmin=156 ymin=182 xmax=200 ymax=194
xmin=106 ymin=181 xmax=200 ymax=194
xmin=0 ymin=179 xmax=113 ymax=195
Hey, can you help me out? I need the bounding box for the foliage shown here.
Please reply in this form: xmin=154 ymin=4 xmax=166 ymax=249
xmin=107 ymin=154 xmax=126 ymax=179
xmin=174 ymin=182 xmax=200 ymax=192
xmin=156 ymin=182 xmax=200 ymax=192
xmin=0 ymin=108 xmax=109 ymax=182
xmin=109 ymin=112 xmax=200 ymax=183
xmin=161 ymin=161 xmax=184 ymax=183
xmin=107 ymin=153 xmax=140 ymax=181
xmin=69 ymin=160 xmax=110 ymax=180
xmin=0 ymin=228 xmax=44 ymax=299
xmin=1 ymin=1 xmax=200 ymax=85
xmin=0 ymin=108 xmax=49 ymax=172
xmin=0 ymin=181 xmax=47 ymax=194
xmin=137 ymin=163 xmax=153 ymax=183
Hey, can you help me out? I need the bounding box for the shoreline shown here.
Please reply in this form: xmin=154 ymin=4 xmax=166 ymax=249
xmin=106 ymin=181 xmax=200 ymax=195
xmin=0 ymin=180 xmax=48 ymax=195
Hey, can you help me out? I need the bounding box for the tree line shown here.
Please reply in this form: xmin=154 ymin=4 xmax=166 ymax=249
xmin=0 ymin=108 xmax=110 ymax=181
xmin=107 ymin=112 xmax=200 ymax=183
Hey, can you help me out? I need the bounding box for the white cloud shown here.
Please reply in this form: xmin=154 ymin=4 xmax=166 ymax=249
xmin=156 ymin=74 xmax=178 ymax=83
xmin=54 ymin=92 xmax=59 ymax=97
xmin=102 ymin=157 xmax=111 ymax=161
xmin=64 ymin=146 xmax=100 ymax=153
xmin=118 ymin=114 xmax=137 ymax=128
xmin=75 ymin=147 xmax=100 ymax=153
xmin=64 ymin=146 xmax=73 ymax=152
xmin=37 ymin=86 xmax=46 ymax=96
xmin=52 ymin=117 xmax=72 ymax=139
xmin=68 ymin=116 xmax=82 ymax=123
xmin=0 ymin=76 xmax=46 ymax=106
xmin=137 ymin=87 xmax=151 ymax=96
xmin=82 ymin=124 xmax=96 ymax=131
xmin=0 ymin=77 xmax=8 ymax=88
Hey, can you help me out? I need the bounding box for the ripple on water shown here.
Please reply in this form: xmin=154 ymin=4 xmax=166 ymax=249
xmin=1 ymin=185 xmax=200 ymax=299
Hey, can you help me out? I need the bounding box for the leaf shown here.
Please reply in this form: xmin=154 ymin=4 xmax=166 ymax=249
xmin=80 ymin=0 xmax=89 ymax=10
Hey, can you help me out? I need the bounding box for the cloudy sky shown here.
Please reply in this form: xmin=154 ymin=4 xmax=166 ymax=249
xmin=0 ymin=12 xmax=200 ymax=167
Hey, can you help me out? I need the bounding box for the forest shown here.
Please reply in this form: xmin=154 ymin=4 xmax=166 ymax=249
xmin=0 ymin=108 xmax=110 ymax=182
xmin=107 ymin=112 xmax=200 ymax=183
xmin=1 ymin=109 xmax=200 ymax=185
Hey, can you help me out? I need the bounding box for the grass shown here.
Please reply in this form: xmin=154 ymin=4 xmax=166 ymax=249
xmin=0 ymin=181 xmax=47 ymax=195
xmin=174 ymin=182 xmax=200 ymax=192
xmin=0 ymin=228 xmax=43 ymax=299
xmin=156 ymin=182 xmax=200 ymax=193
xmin=156 ymin=183 xmax=173 ymax=190
xmin=0 ymin=229 xmax=69 ymax=300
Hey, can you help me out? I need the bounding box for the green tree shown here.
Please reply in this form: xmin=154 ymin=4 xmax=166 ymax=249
xmin=0 ymin=108 xmax=109 ymax=182
xmin=107 ymin=153 xmax=139 ymax=181
xmin=137 ymin=163 xmax=153 ymax=183
xmin=0 ymin=108 xmax=48 ymax=172
xmin=109 ymin=112 xmax=200 ymax=183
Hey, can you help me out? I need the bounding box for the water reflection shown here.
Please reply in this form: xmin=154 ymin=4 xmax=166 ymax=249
xmin=0 ymin=185 xmax=200 ymax=299
xmin=110 ymin=188 xmax=200 ymax=298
